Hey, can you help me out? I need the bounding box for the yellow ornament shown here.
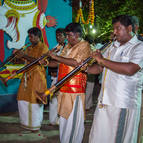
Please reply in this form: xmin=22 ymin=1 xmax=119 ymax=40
xmin=75 ymin=0 xmax=95 ymax=25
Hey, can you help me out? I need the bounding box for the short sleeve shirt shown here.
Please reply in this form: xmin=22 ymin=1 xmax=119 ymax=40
xmin=99 ymin=35 xmax=143 ymax=109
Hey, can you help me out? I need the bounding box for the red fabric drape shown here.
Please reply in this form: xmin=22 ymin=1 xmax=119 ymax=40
xmin=0 ymin=30 xmax=5 ymax=62
xmin=38 ymin=0 xmax=48 ymax=12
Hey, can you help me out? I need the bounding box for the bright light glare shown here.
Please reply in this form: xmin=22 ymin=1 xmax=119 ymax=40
xmin=89 ymin=25 xmax=93 ymax=29
xmin=92 ymin=29 xmax=96 ymax=34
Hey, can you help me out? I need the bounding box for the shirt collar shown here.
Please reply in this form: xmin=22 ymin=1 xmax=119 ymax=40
xmin=128 ymin=35 xmax=139 ymax=45
xmin=114 ymin=35 xmax=139 ymax=48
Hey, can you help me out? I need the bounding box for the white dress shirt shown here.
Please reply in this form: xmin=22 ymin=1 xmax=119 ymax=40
xmin=99 ymin=35 xmax=143 ymax=109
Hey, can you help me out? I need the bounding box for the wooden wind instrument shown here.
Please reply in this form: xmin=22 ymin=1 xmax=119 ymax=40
xmin=36 ymin=40 xmax=113 ymax=104
xmin=1 ymin=46 xmax=62 ymax=86
xmin=0 ymin=43 xmax=31 ymax=69
xmin=2 ymin=52 xmax=50 ymax=86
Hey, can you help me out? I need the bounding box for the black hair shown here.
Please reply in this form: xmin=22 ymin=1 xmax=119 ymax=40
xmin=65 ymin=22 xmax=83 ymax=37
xmin=28 ymin=27 xmax=42 ymax=40
xmin=84 ymin=35 xmax=94 ymax=44
xmin=56 ymin=28 xmax=66 ymax=36
xmin=112 ymin=15 xmax=132 ymax=27
xmin=48 ymin=67 xmax=58 ymax=75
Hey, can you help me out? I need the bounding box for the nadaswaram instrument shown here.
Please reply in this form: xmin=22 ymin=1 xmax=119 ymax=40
xmin=0 ymin=43 xmax=31 ymax=69
xmin=1 ymin=45 xmax=64 ymax=86
xmin=1 ymin=52 xmax=49 ymax=86
xmin=36 ymin=40 xmax=113 ymax=104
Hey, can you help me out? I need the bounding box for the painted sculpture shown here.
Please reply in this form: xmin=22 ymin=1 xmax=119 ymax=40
xmin=0 ymin=0 xmax=56 ymax=62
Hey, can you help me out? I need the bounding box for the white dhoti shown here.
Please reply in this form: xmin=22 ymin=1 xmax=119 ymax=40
xmin=137 ymin=92 xmax=143 ymax=143
xmin=59 ymin=96 xmax=84 ymax=143
xmin=18 ymin=100 xmax=44 ymax=131
xmin=89 ymin=104 xmax=140 ymax=143
xmin=49 ymin=96 xmax=58 ymax=125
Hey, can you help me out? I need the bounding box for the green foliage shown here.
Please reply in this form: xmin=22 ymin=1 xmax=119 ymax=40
xmin=73 ymin=0 xmax=143 ymax=43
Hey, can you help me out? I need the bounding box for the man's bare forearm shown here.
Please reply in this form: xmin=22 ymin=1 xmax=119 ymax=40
xmin=51 ymin=55 xmax=78 ymax=67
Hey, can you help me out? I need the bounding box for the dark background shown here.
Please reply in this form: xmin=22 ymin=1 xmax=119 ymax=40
xmin=65 ymin=0 xmax=143 ymax=43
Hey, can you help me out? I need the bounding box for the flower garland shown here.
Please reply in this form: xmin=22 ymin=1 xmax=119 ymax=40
xmin=75 ymin=0 xmax=95 ymax=25
xmin=5 ymin=0 xmax=37 ymax=11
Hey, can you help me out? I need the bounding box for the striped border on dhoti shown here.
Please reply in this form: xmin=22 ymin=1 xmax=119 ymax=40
xmin=115 ymin=108 xmax=127 ymax=143
xmin=69 ymin=96 xmax=79 ymax=143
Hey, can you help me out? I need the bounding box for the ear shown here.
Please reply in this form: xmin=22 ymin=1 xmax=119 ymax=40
xmin=75 ymin=33 xmax=82 ymax=41
xmin=75 ymin=32 xmax=79 ymax=38
xmin=128 ymin=25 xmax=133 ymax=33
xmin=135 ymin=25 xmax=139 ymax=34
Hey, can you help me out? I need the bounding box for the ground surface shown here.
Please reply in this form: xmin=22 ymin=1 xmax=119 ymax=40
xmin=0 ymin=104 xmax=96 ymax=143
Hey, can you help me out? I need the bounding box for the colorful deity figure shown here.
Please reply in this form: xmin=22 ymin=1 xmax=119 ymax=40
xmin=0 ymin=0 xmax=56 ymax=62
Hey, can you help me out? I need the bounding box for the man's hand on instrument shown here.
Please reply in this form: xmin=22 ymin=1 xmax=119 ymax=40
xmin=76 ymin=60 xmax=88 ymax=71
xmin=81 ymin=64 xmax=88 ymax=72
xmin=49 ymin=50 xmax=57 ymax=60
xmin=91 ymin=50 xmax=104 ymax=65
xmin=38 ymin=52 xmax=49 ymax=66
xmin=12 ymin=49 xmax=24 ymax=58
xmin=13 ymin=49 xmax=18 ymax=54
xmin=15 ymin=50 xmax=25 ymax=59
xmin=39 ymin=59 xmax=49 ymax=66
